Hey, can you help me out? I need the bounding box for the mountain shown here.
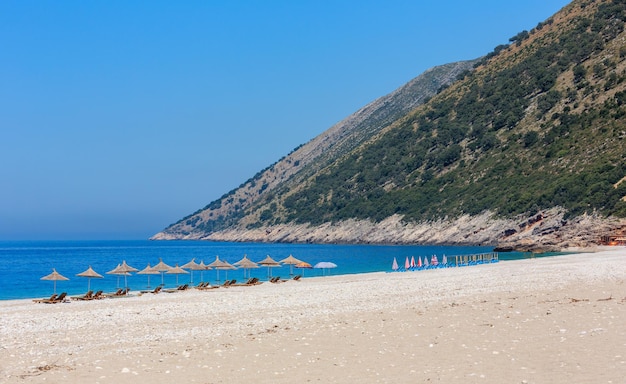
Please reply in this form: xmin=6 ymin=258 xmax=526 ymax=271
xmin=154 ymin=0 xmax=626 ymax=251
xmin=151 ymin=60 xmax=479 ymax=237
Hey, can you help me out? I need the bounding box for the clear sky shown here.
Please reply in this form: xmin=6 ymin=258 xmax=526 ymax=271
xmin=0 ymin=0 xmax=571 ymax=240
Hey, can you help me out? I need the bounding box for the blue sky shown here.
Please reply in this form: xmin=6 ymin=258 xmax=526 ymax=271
xmin=0 ymin=1 xmax=571 ymax=240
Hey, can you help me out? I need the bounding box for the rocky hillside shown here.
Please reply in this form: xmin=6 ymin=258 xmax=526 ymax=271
xmin=152 ymin=60 xmax=478 ymax=238
xmin=154 ymin=0 xmax=626 ymax=251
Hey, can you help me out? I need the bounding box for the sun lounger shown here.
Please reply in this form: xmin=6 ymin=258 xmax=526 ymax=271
xmin=48 ymin=292 xmax=67 ymax=303
xmin=292 ymin=275 xmax=302 ymax=281
xmin=92 ymin=290 xmax=104 ymax=299
xmin=270 ymin=276 xmax=286 ymax=283
xmin=198 ymin=283 xmax=219 ymax=290
xmin=106 ymin=288 xmax=129 ymax=297
xmin=72 ymin=290 xmax=94 ymax=301
xmin=232 ymin=277 xmax=262 ymax=286
xmin=34 ymin=292 xmax=68 ymax=304
xmin=141 ymin=286 xmax=162 ymax=294
xmin=164 ymin=284 xmax=190 ymax=293
xmin=33 ymin=294 xmax=57 ymax=303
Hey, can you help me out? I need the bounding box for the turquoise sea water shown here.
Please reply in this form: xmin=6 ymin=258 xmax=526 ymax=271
xmin=0 ymin=240 xmax=545 ymax=300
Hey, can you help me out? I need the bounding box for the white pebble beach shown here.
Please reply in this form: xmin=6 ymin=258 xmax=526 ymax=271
xmin=1 ymin=248 xmax=625 ymax=383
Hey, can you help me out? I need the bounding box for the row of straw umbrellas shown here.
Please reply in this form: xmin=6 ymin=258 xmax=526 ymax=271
xmin=41 ymin=254 xmax=323 ymax=293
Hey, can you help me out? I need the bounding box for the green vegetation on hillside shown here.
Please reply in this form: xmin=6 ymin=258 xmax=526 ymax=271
xmin=278 ymin=0 xmax=626 ymax=226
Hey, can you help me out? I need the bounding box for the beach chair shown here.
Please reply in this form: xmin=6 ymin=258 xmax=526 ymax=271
xmin=232 ymin=278 xmax=253 ymax=286
xmin=33 ymin=294 xmax=57 ymax=303
xmin=72 ymin=290 xmax=93 ymax=301
xmin=233 ymin=277 xmax=262 ymax=286
xmin=142 ymin=286 xmax=162 ymax=294
xmin=92 ymin=290 xmax=104 ymax=299
xmin=198 ymin=283 xmax=219 ymax=290
xmin=292 ymin=275 xmax=302 ymax=281
xmin=42 ymin=292 xmax=67 ymax=304
xmin=107 ymin=288 xmax=129 ymax=297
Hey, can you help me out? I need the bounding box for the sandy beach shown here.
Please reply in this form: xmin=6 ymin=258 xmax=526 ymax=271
xmin=1 ymin=249 xmax=625 ymax=383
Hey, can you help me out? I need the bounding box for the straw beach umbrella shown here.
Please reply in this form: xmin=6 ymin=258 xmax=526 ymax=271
xmin=152 ymin=258 xmax=172 ymax=286
xmin=257 ymin=255 xmax=281 ymax=279
xmin=181 ymin=258 xmax=203 ymax=283
xmin=279 ymin=254 xmax=303 ymax=277
xmin=217 ymin=259 xmax=237 ymax=282
xmin=106 ymin=264 xmax=125 ymax=288
xmin=207 ymin=256 xmax=237 ymax=284
xmin=234 ymin=255 xmax=259 ymax=279
xmin=41 ymin=268 xmax=69 ymax=294
xmin=117 ymin=260 xmax=138 ymax=289
xmin=137 ymin=263 xmax=159 ymax=288
xmin=198 ymin=260 xmax=211 ymax=283
xmin=76 ymin=265 xmax=103 ymax=292
xmin=166 ymin=264 xmax=189 ymax=286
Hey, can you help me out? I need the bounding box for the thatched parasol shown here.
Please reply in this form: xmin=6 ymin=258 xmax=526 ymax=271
xmin=76 ymin=265 xmax=103 ymax=291
xmin=166 ymin=263 xmax=189 ymax=286
xmin=279 ymin=254 xmax=304 ymax=276
xmin=117 ymin=260 xmax=138 ymax=289
xmin=181 ymin=258 xmax=204 ymax=283
xmin=41 ymin=268 xmax=69 ymax=294
xmin=152 ymin=258 xmax=172 ymax=286
xmin=198 ymin=260 xmax=211 ymax=283
xmin=234 ymin=254 xmax=259 ymax=279
xmin=137 ymin=263 xmax=159 ymax=288
xmin=106 ymin=264 xmax=124 ymax=288
xmin=257 ymin=255 xmax=281 ymax=279
xmin=207 ymin=256 xmax=237 ymax=283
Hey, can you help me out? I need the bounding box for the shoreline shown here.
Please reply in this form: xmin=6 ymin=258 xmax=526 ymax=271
xmin=0 ymin=246 xmax=626 ymax=306
xmin=2 ymin=245 xmax=615 ymax=303
xmin=1 ymin=248 xmax=625 ymax=383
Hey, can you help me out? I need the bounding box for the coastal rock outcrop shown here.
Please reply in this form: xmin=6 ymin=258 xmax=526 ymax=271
xmin=151 ymin=208 xmax=626 ymax=252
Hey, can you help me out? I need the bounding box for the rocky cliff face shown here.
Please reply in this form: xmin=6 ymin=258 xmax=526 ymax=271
xmin=151 ymin=207 xmax=626 ymax=252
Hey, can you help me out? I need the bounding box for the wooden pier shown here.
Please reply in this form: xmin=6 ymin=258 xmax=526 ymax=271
xmin=452 ymin=252 xmax=499 ymax=267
